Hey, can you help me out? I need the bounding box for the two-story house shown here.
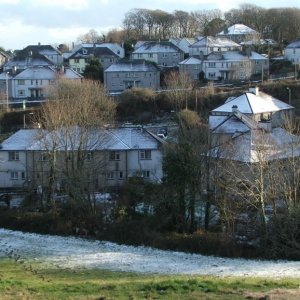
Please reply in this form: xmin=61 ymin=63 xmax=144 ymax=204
xmin=179 ymin=56 xmax=202 ymax=80
xmin=0 ymin=127 xmax=164 ymax=192
xmin=104 ymin=59 xmax=160 ymax=94
xmin=202 ymin=50 xmax=268 ymax=81
xmin=3 ymin=44 xmax=63 ymax=72
xmin=209 ymin=87 xmax=294 ymax=158
xmin=216 ymin=24 xmax=260 ymax=45
xmin=68 ymin=44 xmax=120 ymax=73
xmin=189 ymin=36 xmax=241 ymax=57
xmin=4 ymin=66 xmax=82 ymax=104
xmin=132 ymin=41 xmax=184 ymax=68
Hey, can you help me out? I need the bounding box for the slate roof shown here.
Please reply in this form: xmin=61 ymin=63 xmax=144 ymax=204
xmin=132 ymin=41 xmax=182 ymax=54
xmin=68 ymin=47 xmax=117 ymax=59
xmin=105 ymin=59 xmax=159 ymax=73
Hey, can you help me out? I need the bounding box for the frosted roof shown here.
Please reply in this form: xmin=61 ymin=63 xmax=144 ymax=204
xmin=212 ymin=92 xmax=293 ymax=114
xmin=218 ymin=24 xmax=257 ymax=35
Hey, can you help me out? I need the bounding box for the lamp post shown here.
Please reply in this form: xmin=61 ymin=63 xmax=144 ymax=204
xmin=6 ymin=72 xmax=9 ymax=111
xmin=286 ymin=87 xmax=291 ymax=106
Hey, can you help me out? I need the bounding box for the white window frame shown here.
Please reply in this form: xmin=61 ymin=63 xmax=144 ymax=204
xmin=8 ymin=151 xmax=19 ymax=161
xmin=140 ymin=150 xmax=151 ymax=160
xmin=10 ymin=171 xmax=18 ymax=180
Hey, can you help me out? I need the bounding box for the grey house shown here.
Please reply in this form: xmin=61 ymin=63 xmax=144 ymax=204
xmin=132 ymin=41 xmax=184 ymax=68
xmin=179 ymin=56 xmax=202 ymax=80
xmin=104 ymin=59 xmax=160 ymax=94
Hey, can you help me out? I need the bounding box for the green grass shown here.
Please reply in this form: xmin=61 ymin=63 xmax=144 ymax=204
xmin=0 ymin=258 xmax=299 ymax=300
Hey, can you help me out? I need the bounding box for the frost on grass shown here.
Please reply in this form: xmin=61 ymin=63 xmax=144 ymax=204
xmin=0 ymin=228 xmax=300 ymax=277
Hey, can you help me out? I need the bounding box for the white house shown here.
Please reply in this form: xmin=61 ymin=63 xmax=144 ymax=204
xmin=209 ymin=87 xmax=295 ymax=162
xmin=6 ymin=66 xmax=82 ymax=104
xmin=216 ymin=24 xmax=260 ymax=44
xmin=0 ymin=127 xmax=164 ymax=191
xmin=189 ymin=36 xmax=241 ymax=57
xmin=202 ymin=50 xmax=268 ymax=81
xmin=284 ymin=39 xmax=300 ymax=65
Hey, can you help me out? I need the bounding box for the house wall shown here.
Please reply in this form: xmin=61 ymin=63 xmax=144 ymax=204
xmin=0 ymin=150 xmax=28 ymax=189
xmin=179 ymin=64 xmax=202 ymax=80
xmin=11 ymin=78 xmax=53 ymax=100
xmin=132 ymin=53 xmax=159 ymax=64
xmin=284 ymin=48 xmax=300 ymax=64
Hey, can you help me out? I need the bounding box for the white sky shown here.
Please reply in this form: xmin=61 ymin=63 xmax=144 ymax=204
xmin=0 ymin=0 xmax=299 ymax=50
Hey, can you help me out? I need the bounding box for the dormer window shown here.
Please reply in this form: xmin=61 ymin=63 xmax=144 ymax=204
xmin=82 ymin=49 xmax=88 ymax=55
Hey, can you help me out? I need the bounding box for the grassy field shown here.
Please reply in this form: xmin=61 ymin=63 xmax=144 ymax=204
xmin=0 ymin=258 xmax=300 ymax=300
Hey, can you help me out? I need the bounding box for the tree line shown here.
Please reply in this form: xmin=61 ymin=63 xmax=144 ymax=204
xmin=96 ymin=4 xmax=300 ymax=47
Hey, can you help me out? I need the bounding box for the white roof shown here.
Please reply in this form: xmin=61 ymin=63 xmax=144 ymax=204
xmin=190 ymin=36 xmax=240 ymax=48
xmin=205 ymin=51 xmax=267 ymax=62
xmin=209 ymin=115 xmax=250 ymax=133
xmin=133 ymin=42 xmax=181 ymax=54
xmin=1 ymin=129 xmax=40 ymax=150
xmin=105 ymin=60 xmax=158 ymax=73
xmin=179 ymin=57 xmax=202 ymax=65
xmin=212 ymin=91 xmax=293 ymax=114
xmin=14 ymin=66 xmax=56 ymax=79
xmin=218 ymin=24 xmax=257 ymax=36
xmin=1 ymin=127 xmax=161 ymax=152
xmin=213 ymin=127 xmax=300 ymax=163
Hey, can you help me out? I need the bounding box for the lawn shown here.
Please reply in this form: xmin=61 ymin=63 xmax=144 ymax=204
xmin=0 ymin=258 xmax=299 ymax=300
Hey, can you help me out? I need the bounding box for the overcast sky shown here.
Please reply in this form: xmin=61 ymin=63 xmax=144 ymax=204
xmin=1 ymin=0 xmax=300 ymax=50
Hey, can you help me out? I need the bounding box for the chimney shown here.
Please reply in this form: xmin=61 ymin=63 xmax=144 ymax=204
xmin=232 ymin=105 xmax=238 ymax=113
xmin=249 ymin=87 xmax=259 ymax=95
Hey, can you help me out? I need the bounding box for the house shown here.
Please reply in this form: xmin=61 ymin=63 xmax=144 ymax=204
xmin=202 ymin=50 xmax=268 ymax=81
xmin=189 ymin=36 xmax=241 ymax=57
xmin=131 ymin=41 xmax=184 ymax=68
xmin=209 ymin=87 xmax=295 ymax=159
xmin=0 ymin=127 xmax=164 ymax=191
xmin=179 ymin=56 xmax=202 ymax=80
xmin=216 ymin=24 xmax=260 ymax=44
xmin=3 ymin=44 xmax=63 ymax=72
xmin=284 ymin=39 xmax=300 ymax=65
xmin=104 ymin=59 xmax=160 ymax=94
xmin=1 ymin=66 xmax=82 ymax=104
xmin=67 ymin=44 xmax=121 ymax=73
xmin=170 ymin=37 xmax=197 ymax=57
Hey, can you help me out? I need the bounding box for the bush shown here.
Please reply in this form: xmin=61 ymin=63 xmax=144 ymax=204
xmin=264 ymin=207 xmax=300 ymax=259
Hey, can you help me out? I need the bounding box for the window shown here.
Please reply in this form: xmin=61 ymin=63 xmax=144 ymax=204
xmin=87 ymin=152 xmax=93 ymax=160
xmin=138 ymin=54 xmax=142 ymax=58
xmin=39 ymin=152 xmax=48 ymax=161
xmin=10 ymin=171 xmax=18 ymax=180
xmin=208 ymin=62 xmax=216 ymax=68
xmin=82 ymin=49 xmax=88 ymax=54
xmin=74 ymin=58 xmax=80 ymax=63
xmin=163 ymin=53 xmax=168 ymax=58
xmin=109 ymin=151 xmax=120 ymax=160
xmin=21 ymin=172 xmax=26 ymax=180
xmin=148 ymin=53 xmax=153 ymax=58
xmin=119 ymin=171 xmax=123 ymax=180
xmin=173 ymin=53 xmax=178 ymax=57
xmin=17 ymin=79 xmax=25 ymax=85
xmin=142 ymin=170 xmax=150 ymax=178
xmin=9 ymin=151 xmax=19 ymax=161
xmin=106 ymin=171 xmax=114 ymax=180
xmin=49 ymin=79 xmax=55 ymax=85
xmin=208 ymin=72 xmax=215 ymax=78
xmin=140 ymin=150 xmax=151 ymax=160
xmin=18 ymin=90 xmax=25 ymax=96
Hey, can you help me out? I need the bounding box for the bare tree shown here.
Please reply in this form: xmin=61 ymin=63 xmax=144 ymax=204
xmin=34 ymin=79 xmax=116 ymax=213
xmin=164 ymin=71 xmax=194 ymax=111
